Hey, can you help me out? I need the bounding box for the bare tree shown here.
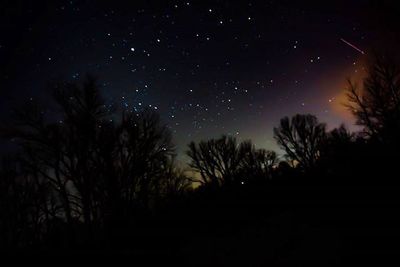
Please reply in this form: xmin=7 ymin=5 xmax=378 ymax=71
xmin=3 ymin=100 xmax=77 ymax=244
xmin=159 ymin=157 xmax=192 ymax=197
xmin=49 ymin=76 xmax=110 ymax=240
xmin=113 ymin=109 xmax=175 ymax=208
xmin=273 ymin=114 xmax=326 ymax=170
xmin=346 ymin=54 xmax=400 ymax=143
xmin=239 ymin=142 xmax=278 ymax=182
xmin=187 ymin=136 xmax=277 ymax=186
xmin=187 ymin=135 xmax=248 ymax=186
xmin=2 ymin=77 xmax=179 ymax=245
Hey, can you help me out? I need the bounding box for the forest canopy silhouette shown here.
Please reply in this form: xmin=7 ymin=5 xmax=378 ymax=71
xmin=1 ymin=53 xmax=400 ymax=265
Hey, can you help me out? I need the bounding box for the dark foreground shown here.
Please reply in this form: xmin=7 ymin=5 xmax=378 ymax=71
xmin=3 ymin=183 xmax=400 ymax=266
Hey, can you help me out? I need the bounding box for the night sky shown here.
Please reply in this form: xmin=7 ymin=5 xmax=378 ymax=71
xmin=1 ymin=0 xmax=399 ymax=159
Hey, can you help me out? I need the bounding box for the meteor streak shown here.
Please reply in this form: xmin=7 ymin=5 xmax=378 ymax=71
xmin=340 ymin=38 xmax=365 ymax=55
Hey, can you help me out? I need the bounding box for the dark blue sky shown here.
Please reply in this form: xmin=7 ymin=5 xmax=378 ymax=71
xmin=1 ymin=0 xmax=399 ymax=159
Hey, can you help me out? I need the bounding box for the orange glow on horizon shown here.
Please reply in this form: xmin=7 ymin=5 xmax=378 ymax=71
xmin=318 ymin=56 xmax=367 ymax=124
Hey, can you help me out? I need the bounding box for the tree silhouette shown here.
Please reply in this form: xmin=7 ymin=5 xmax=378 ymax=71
xmin=187 ymin=136 xmax=277 ymax=186
xmin=50 ymin=76 xmax=110 ymax=241
xmin=238 ymin=142 xmax=278 ymax=183
xmin=2 ymin=76 xmax=181 ymax=246
xmin=346 ymin=54 xmax=400 ymax=144
xmin=273 ymin=114 xmax=326 ymax=171
xmin=187 ymin=135 xmax=245 ymax=186
xmin=159 ymin=157 xmax=191 ymax=197
xmin=316 ymin=124 xmax=361 ymax=180
xmin=3 ymin=99 xmax=78 ymax=245
xmin=2 ymin=57 xmax=400 ymax=265
xmin=111 ymin=109 xmax=175 ymax=210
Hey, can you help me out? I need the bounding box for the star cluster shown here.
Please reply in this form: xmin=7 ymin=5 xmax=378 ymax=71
xmin=0 ymin=0 xmax=390 ymax=158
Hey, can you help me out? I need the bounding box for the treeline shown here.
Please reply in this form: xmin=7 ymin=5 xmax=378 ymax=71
xmin=1 ymin=54 xmax=400 ymax=263
xmin=0 ymin=77 xmax=193 ymax=249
